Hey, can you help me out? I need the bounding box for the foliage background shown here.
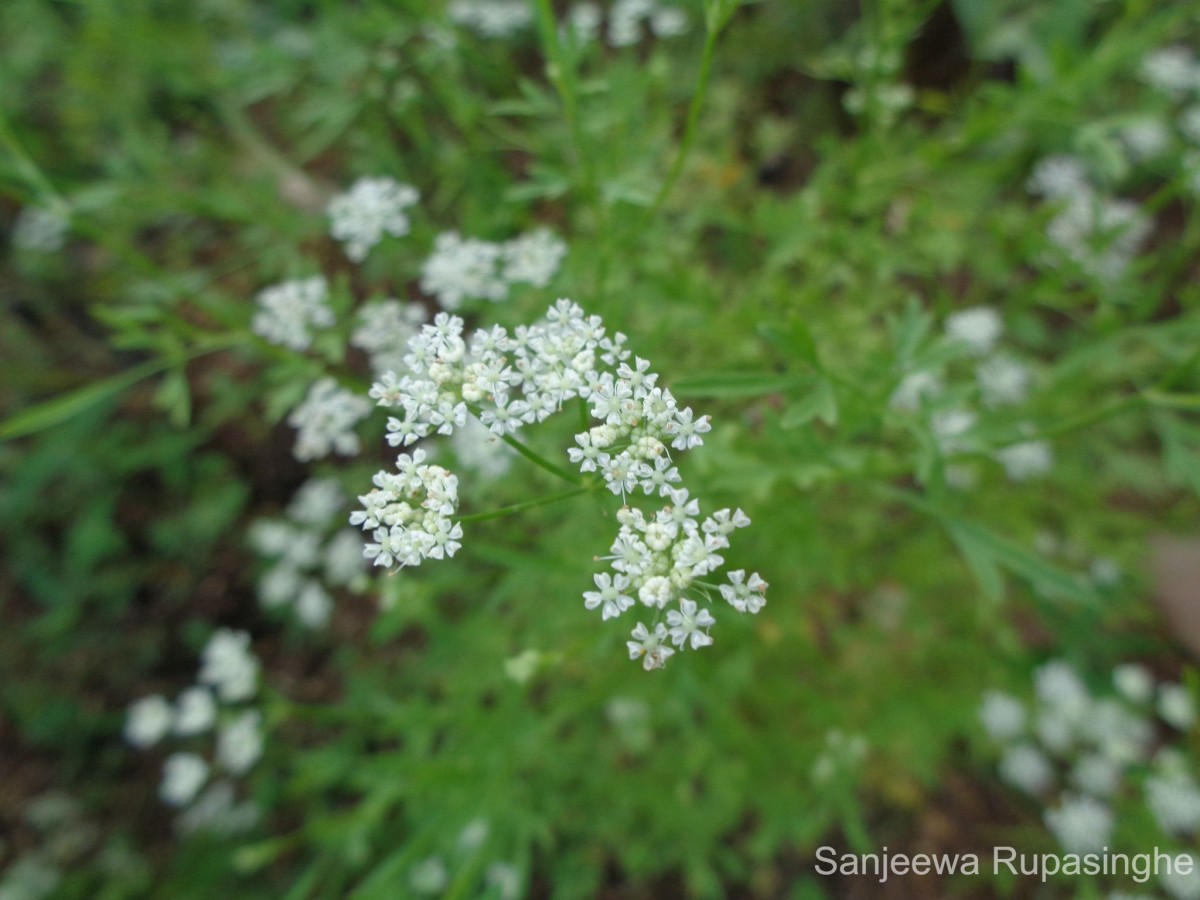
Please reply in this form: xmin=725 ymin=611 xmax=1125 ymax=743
xmin=1 ymin=0 xmax=1199 ymax=897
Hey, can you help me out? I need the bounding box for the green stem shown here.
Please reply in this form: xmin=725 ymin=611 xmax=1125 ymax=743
xmin=458 ymin=486 xmax=591 ymax=524
xmin=497 ymin=430 xmax=586 ymax=485
xmin=531 ymin=0 xmax=597 ymax=209
xmin=650 ymin=19 xmax=723 ymax=215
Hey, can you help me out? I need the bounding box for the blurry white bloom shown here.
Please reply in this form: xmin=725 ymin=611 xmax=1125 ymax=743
xmin=609 ymin=0 xmax=653 ymax=46
xmin=198 ymin=629 xmax=258 ymax=703
xmin=217 ymin=710 xmax=263 ymax=775
xmin=485 ymin=862 xmax=522 ymax=900
xmin=977 ymin=355 xmax=1030 ymax=408
xmin=979 ymin=690 xmax=1025 ymax=742
xmin=1147 ymin=768 xmax=1200 ymax=836
xmin=287 ymin=478 xmax=345 ymax=528
xmin=811 ymin=730 xmax=868 ymax=784
xmin=931 ymin=409 xmax=976 ymax=454
xmin=1027 ymin=155 xmax=1089 ymax=200
xmin=409 ymin=856 xmax=449 ymax=895
xmin=1120 ymin=119 xmax=1172 ymax=163
xmin=1036 ymin=710 xmax=1076 ymax=755
xmin=889 ymin=370 xmax=942 ymax=411
xmin=1035 ymin=661 xmax=1091 ymax=723
xmin=567 ymin=3 xmax=601 ymax=43
xmin=420 ymin=231 xmax=507 ymax=309
xmin=501 ymin=228 xmax=567 ymax=288
xmin=650 ymin=6 xmax=688 ymax=38
xmin=945 ymin=307 xmax=1003 ymax=356
xmin=1141 ymin=47 xmax=1200 ymax=97
xmin=324 ymin=529 xmax=367 ymax=588
xmin=0 ymin=854 xmax=61 ymax=899
xmin=1113 ymin=663 xmax=1155 ymax=705
xmin=451 ymin=415 xmax=515 ymax=480
xmin=13 ymin=205 xmax=68 ymax=253
xmin=160 ymin=753 xmax=209 ymax=807
xmin=175 ymin=781 xmax=259 ymax=836
xmin=1181 ymin=105 xmax=1200 ymax=146
xmin=287 ymin=378 xmax=372 ymax=461
xmin=999 ymin=743 xmax=1054 ymax=795
xmin=1161 ymin=854 xmax=1200 ymax=900
xmin=124 ymin=695 xmax=173 ymax=748
xmin=327 ymin=177 xmax=419 ymax=262
xmin=458 ymin=818 xmax=490 ymax=852
xmin=1083 ymin=698 xmax=1153 ymax=765
xmin=173 ymin=687 xmax=217 ymax=737
xmin=1071 ymin=753 xmax=1121 ymax=797
xmin=295 ymin=580 xmax=333 ymax=628
xmin=995 ymin=440 xmax=1053 ymax=481
xmin=1045 ymin=192 xmax=1152 ymax=282
xmin=1159 ymin=683 xmax=1196 ymax=730
xmin=351 ymin=299 xmax=428 ymax=376
xmin=448 ymin=0 xmax=532 ymax=37
xmin=1089 ymin=556 xmax=1120 ymax=587
xmin=251 ymin=276 xmax=333 ymax=351
xmin=1045 ymin=795 xmax=1113 ymax=853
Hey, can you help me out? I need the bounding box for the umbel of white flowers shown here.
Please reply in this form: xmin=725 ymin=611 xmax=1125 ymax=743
xmin=352 ymin=299 xmax=767 ymax=669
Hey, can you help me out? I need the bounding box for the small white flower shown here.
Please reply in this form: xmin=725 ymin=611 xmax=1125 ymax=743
xmin=666 ymin=597 xmax=716 ymax=649
xmin=501 ymin=228 xmax=567 ymax=288
xmin=409 ymin=856 xmax=449 ymax=895
xmin=327 ymin=177 xmax=419 ymax=262
xmin=1045 ymin=795 xmax=1113 ymax=854
xmin=198 ymin=629 xmax=259 ymax=703
xmin=173 ymin=687 xmax=217 ymax=737
xmin=288 ymin=378 xmax=372 ymax=461
xmin=1147 ymin=768 xmax=1200 ymax=837
xmin=945 ymin=306 xmax=1003 ymax=356
xmin=295 ymin=580 xmax=333 ymax=629
xmin=1161 ymin=853 xmax=1200 ymax=900
xmin=251 ymin=276 xmax=333 ymax=351
xmin=1159 ymin=683 xmax=1196 ymax=731
xmin=889 ymin=371 xmax=942 ymax=411
xmin=1113 ymin=663 xmax=1155 ymax=705
xmin=351 ymin=299 xmax=429 ymax=376
xmin=978 ymin=691 xmax=1025 ymax=742
xmin=160 ymin=753 xmax=209 ymax=807
xmin=995 ymin=440 xmax=1053 ymax=481
xmin=125 ymin=695 xmax=173 ymax=748
xmin=449 ymin=0 xmax=532 ymax=37
xmin=217 ymin=710 xmax=264 ymax=775
xmin=420 ymin=231 xmax=507 ymax=310
xmin=719 ymin=569 xmax=767 ymax=614
xmin=1027 ymin=155 xmax=1089 ymax=200
xmin=977 ymin=355 xmax=1031 ymax=408
xmin=287 ymin=478 xmax=345 ymax=528
xmin=626 ymin=621 xmax=675 ymax=670
xmin=1141 ymin=46 xmax=1200 ymax=97
xmin=486 ymin=862 xmax=522 ymax=900
xmin=999 ymin=743 xmax=1053 ymax=795
xmin=583 ymin=572 xmax=635 ymax=620
xmin=1071 ymin=753 xmax=1121 ymax=797
xmin=13 ymin=205 xmax=69 ymax=253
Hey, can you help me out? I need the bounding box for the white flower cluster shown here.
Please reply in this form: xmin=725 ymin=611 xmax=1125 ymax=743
xmin=351 ymin=447 xmax=462 ymax=570
xmin=327 ymin=176 xmax=419 ymax=262
xmin=889 ymin=307 xmax=1049 ymax=483
xmin=605 ymin=0 xmax=688 ymax=46
xmin=355 ymin=299 xmax=765 ymax=668
xmin=419 ymin=228 xmax=567 ymax=310
xmin=1141 ymin=46 xmax=1200 ymax=97
xmin=251 ymin=276 xmax=333 ymax=351
xmin=1028 ymin=154 xmax=1152 ymax=283
xmin=287 ymin=377 xmax=373 ymax=461
xmin=351 ymin=298 xmax=429 ymax=376
xmin=250 ymin=478 xmax=367 ymax=628
xmin=448 ymin=0 xmax=533 ymax=38
xmin=980 ymin=660 xmax=1200 ymax=884
xmin=13 ymin=204 xmax=69 ymax=253
xmin=124 ymin=629 xmax=263 ymax=828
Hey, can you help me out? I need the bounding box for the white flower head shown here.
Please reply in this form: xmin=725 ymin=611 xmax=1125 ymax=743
xmin=979 ymin=690 xmax=1025 ymax=742
xmin=420 ymin=231 xmax=507 ymax=310
xmin=160 ymin=753 xmax=209 ymax=807
xmin=173 ymin=687 xmax=217 ymax=737
xmin=627 ymin=621 xmax=675 ymax=670
xmin=13 ymin=205 xmax=69 ymax=253
xmin=945 ymin=306 xmax=1003 ymax=356
xmin=995 ymin=440 xmax=1053 ymax=481
xmin=217 ymin=710 xmax=264 ymax=775
xmin=449 ymin=0 xmax=532 ymax=37
xmin=999 ymin=743 xmax=1054 ymax=795
xmin=1113 ymin=663 xmax=1155 ymax=705
xmin=501 ymin=228 xmax=567 ymax=288
xmin=1159 ymin=683 xmax=1196 ymax=731
xmin=351 ymin=299 xmax=429 ymax=376
xmin=251 ymin=276 xmax=333 ymax=351
xmin=1141 ymin=46 xmax=1200 ymax=97
xmin=977 ymin=355 xmax=1031 ymax=408
xmin=1045 ymin=795 xmax=1114 ymax=854
xmin=125 ymin=694 xmax=173 ymax=748
xmin=328 ymin=177 xmax=419 ymax=262
xmin=198 ymin=629 xmax=259 ymax=703
xmin=287 ymin=378 xmax=372 ymax=461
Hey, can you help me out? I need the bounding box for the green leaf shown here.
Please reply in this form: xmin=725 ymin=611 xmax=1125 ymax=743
xmin=759 ymin=314 xmax=820 ymax=368
xmin=671 ymin=371 xmax=803 ymax=398
xmin=0 ymin=358 xmax=165 ymax=442
xmin=781 ymin=379 xmax=837 ymax=428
